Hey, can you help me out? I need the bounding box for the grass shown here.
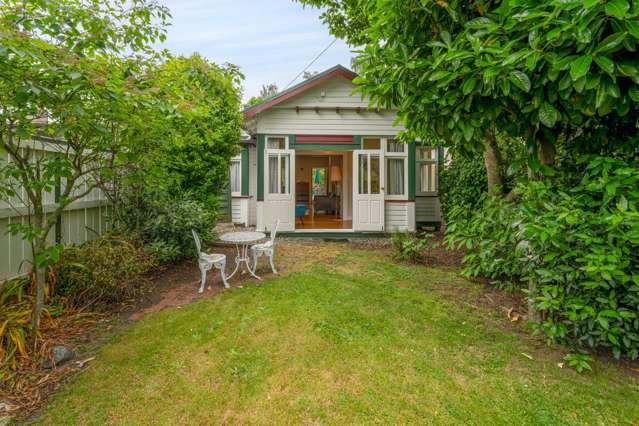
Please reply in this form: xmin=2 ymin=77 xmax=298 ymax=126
xmin=36 ymin=244 xmax=639 ymax=425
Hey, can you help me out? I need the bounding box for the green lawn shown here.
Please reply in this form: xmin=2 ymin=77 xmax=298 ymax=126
xmin=37 ymin=245 xmax=639 ymax=425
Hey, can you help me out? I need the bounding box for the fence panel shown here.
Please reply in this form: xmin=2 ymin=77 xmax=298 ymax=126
xmin=0 ymin=141 xmax=110 ymax=282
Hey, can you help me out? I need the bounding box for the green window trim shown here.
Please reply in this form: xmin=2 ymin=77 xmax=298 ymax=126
xmin=437 ymin=146 xmax=444 ymax=195
xmin=257 ymin=134 xmax=265 ymax=201
xmin=408 ymin=142 xmax=416 ymax=200
xmin=241 ymin=145 xmax=249 ymax=196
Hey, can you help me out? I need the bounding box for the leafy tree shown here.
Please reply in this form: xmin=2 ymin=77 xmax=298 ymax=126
xmin=0 ymin=0 xmax=170 ymax=340
xmin=245 ymin=82 xmax=279 ymax=108
xmin=260 ymin=83 xmax=279 ymax=99
xmin=298 ymin=0 xmax=639 ymax=190
xmin=145 ymin=55 xmax=243 ymax=207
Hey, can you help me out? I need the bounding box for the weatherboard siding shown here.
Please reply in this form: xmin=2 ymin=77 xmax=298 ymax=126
xmin=415 ymin=196 xmax=441 ymax=223
xmin=384 ymin=202 xmax=416 ymax=232
xmin=256 ymin=109 xmax=405 ymax=136
xmin=255 ymin=78 xmax=404 ymax=136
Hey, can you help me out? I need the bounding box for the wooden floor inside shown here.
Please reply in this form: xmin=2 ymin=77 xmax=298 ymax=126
xmin=296 ymin=214 xmax=353 ymax=230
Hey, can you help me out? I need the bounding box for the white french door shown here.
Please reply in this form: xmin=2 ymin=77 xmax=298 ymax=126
xmin=353 ymin=149 xmax=384 ymax=231
xmin=264 ymin=147 xmax=296 ymax=231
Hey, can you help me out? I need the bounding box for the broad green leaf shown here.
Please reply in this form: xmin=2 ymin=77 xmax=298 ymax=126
xmin=594 ymin=56 xmax=615 ymax=74
xmin=627 ymin=20 xmax=639 ymax=40
xmin=509 ymin=70 xmax=531 ymax=92
xmin=462 ymin=78 xmax=477 ymax=95
xmin=629 ymin=86 xmax=639 ymax=101
xmin=595 ymin=32 xmax=627 ymax=53
xmin=583 ymin=0 xmax=600 ymax=8
xmin=605 ymin=0 xmax=629 ymax=18
xmin=570 ymin=55 xmax=592 ymax=80
xmin=618 ymin=195 xmax=628 ymax=211
xmin=539 ymin=102 xmax=559 ymax=127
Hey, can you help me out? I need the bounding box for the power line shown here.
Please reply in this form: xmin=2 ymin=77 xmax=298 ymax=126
xmin=285 ymin=38 xmax=338 ymax=89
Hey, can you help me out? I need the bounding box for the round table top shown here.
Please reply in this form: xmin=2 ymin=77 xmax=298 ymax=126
xmin=219 ymin=231 xmax=266 ymax=244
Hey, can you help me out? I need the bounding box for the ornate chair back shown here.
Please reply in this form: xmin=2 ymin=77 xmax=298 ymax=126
xmin=192 ymin=229 xmax=202 ymax=255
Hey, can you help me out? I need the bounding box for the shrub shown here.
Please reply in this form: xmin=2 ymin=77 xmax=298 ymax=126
xmin=446 ymin=156 xmax=639 ymax=359
xmin=121 ymin=190 xmax=216 ymax=262
xmin=391 ymin=232 xmax=432 ymax=263
xmin=0 ymin=277 xmax=34 ymax=377
xmin=53 ymin=234 xmax=156 ymax=307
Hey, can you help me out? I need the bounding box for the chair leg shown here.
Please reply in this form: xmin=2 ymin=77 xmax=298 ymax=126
xmin=268 ymin=251 xmax=277 ymax=274
xmin=198 ymin=266 xmax=206 ymax=293
xmin=219 ymin=258 xmax=229 ymax=289
xmin=251 ymin=250 xmax=258 ymax=273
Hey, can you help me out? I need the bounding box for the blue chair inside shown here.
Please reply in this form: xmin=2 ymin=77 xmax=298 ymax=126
xmin=295 ymin=204 xmax=307 ymax=224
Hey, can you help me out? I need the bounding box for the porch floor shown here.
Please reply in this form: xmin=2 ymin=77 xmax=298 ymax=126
xmin=296 ymin=214 xmax=352 ymax=230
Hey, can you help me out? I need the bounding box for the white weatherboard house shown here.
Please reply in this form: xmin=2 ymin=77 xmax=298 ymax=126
xmin=228 ymin=65 xmax=442 ymax=235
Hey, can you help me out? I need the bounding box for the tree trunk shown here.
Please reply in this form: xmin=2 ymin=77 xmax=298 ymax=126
xmin=484 ymin=129 xmax=504 ymax=194
xmin=538 ymin=137 xmax=556 ymax=166
xmin=30 ymin=237 xmax=47 ymax=347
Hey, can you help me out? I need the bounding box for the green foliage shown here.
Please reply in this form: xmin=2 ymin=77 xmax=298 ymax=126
xmin=0 ymin=278 xmax=33 ymax=376
xmin=446 ymin=156 xmax=639 ymax=359
xmin=564 ymin=353 xmax=593 ymax=374
xmin=301 ymin=0 xmax=639 ymax=165
xmin=121 ymin=190 xmax=216 ymax=262
xmin=440 ymin=152 xmax=487 ymax=219
xmin=391 ymin=232 xmax=433 ymax=263
xmin=54 ymin=234 xmax=156 ymax=306
xmin=143 ymin=55 xmax=243 ymax=207
xmin=0 ymin=0 xmax=171 ymax=335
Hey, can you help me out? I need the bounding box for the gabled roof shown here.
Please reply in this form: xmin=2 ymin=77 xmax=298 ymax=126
xmin=243 ymin=65 xmax=358 ymax=120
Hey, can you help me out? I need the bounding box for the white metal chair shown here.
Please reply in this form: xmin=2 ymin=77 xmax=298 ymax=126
xmin=192 ymin=229 xmax=229 ymax=292
xmin=251 ymin=220 xmax=280 ymax=274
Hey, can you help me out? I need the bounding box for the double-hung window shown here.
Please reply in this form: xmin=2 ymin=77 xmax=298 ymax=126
xmin=416 ymin=147 xmax=438 ymax=194
xmin=230 ymin=156 xmax=241 ymax=195
xmin=384 ymin=138 xmax=407 ymax=199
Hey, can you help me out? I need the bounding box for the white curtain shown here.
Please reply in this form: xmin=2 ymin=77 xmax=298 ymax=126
xmin=230 ymin=160 xmax=240 ymax=193
xmin=269 ymin=155 xmax=278 ymax=193
xmin=387 ymin=158 xmax=404 ymax=195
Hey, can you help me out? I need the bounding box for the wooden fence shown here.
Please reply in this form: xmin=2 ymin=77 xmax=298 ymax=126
xmin=1 ymin=141 xmax=111 ymax=282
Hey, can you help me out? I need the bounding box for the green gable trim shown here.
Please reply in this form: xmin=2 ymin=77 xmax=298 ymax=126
xmin=257 ymin=134 xmax=265 ymax=201
xmin=353 ymin=135 xmax=362 ymax=148
xmin=408 ymin=142 xmax=416 ymax=200
xmin=241 ymin=145 xmax=249 ymax=196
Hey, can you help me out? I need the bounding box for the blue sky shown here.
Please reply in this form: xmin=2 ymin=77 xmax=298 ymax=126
xmin=158 ymin=0 xmax=355 ymax=102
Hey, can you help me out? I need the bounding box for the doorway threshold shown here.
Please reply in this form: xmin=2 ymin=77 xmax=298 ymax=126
xmin=281 ymin=229 xmax=387 ymax=238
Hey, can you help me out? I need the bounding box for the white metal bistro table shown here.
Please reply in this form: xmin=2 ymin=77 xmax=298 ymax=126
xmin=219 ymin=231 xmax=266 ymax=280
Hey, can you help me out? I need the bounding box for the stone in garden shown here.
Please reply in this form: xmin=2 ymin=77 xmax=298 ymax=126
xmin=42 ymin=345 xmax=75 ymax=369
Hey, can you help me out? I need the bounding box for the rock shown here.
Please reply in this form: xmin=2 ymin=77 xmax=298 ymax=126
xmin=42 ymin=345 xmax=75 ymax=369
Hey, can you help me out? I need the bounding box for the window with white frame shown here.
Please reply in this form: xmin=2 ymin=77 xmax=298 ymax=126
xmin=265 ymin=135 xmax=290 ymax=195
xmin=416 ymin=147 xmax=438 ymax=194
xmin=266 ymin=136 xmax=287 ymax=150
xmin=267 ymin=153 xmax=290 ymax=194
xmin=230 ymin=156 xmax=241 ymax=195
xmin=385 ymin=138 xmax=407 ymax=198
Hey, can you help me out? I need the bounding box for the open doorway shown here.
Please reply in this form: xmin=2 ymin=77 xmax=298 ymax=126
xmin=295 ymin=151 xmax=352 ymax=230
